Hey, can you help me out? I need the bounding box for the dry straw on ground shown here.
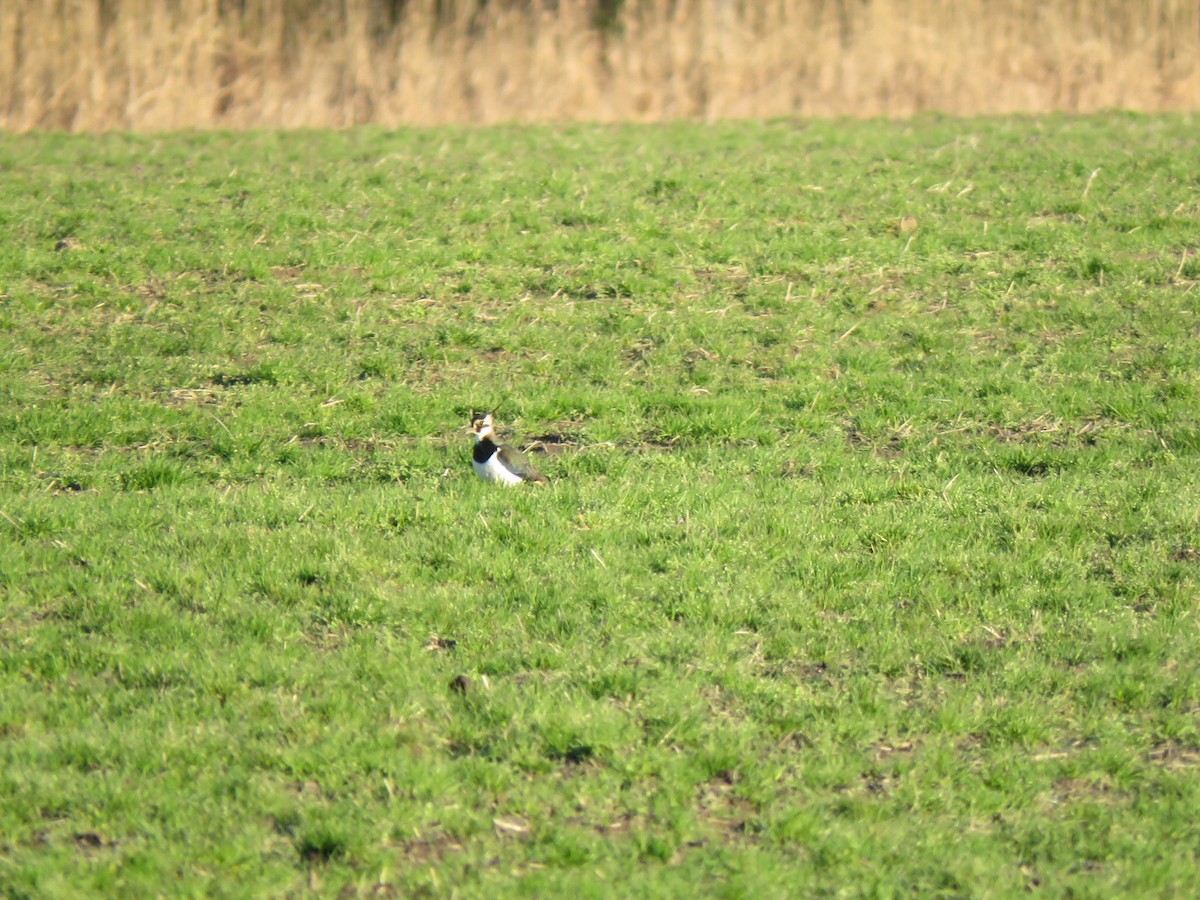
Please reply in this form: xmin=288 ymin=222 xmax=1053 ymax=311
xmin=3 ymin=0 xmax=1199 ymax=132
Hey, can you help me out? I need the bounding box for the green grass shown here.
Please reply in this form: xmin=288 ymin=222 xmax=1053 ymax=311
xmin=2 ymin=113 xmax=1199 ymax=896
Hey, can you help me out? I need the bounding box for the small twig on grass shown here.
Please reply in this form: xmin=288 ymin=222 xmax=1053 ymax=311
xmin=1032 ymin=751 xmax=1071 ymax=762
xmin=835 ymin=321 xmax=861 ymax=343
xmin=207 ymin=412 xmax=233 ymax=437
xmin=980 ymin=624 xmax=1005 ymax=642
xmin=493 ymin=817 xmax=529 ymax=834
xmin=941 ymin=473 xmax=959 ymax=501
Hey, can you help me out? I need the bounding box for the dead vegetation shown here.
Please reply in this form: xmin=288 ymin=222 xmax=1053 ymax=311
xmin=3 ymin=0 xmax=1199 ymax=132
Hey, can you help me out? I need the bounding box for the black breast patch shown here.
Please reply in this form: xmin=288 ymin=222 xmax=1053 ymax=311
xmin=473 ymin=437 xmax=498 ymax=464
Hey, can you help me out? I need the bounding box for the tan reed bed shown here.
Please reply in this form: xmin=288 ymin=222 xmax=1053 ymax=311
xmin=2 ymin=0 xmax=1198 ymax=131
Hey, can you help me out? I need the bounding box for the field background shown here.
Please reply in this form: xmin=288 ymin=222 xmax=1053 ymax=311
xmin=4 ymin=0 xmax=1200 ymax=131
xmin=2 ymin=115 xmax=1200 ymax=895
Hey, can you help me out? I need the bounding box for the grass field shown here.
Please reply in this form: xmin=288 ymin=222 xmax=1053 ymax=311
xmin=2 ymin=114 xmax=1200 ymax=896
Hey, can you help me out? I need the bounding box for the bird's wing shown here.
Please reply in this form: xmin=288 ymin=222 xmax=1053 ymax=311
xmin=497 ymin=447 xmax=548 ymax=483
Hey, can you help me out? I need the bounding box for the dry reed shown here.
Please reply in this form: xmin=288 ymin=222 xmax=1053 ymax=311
xmin=2 ymin=0 xmax=1199 ymax=132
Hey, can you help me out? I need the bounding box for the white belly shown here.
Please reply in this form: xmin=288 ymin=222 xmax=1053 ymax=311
xmin=474 ymin=455 xmax=524 ymax=485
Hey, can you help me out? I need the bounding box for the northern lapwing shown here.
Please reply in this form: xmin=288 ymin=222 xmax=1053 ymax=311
xmin=470 ymin=414 xmax=549 ymax=486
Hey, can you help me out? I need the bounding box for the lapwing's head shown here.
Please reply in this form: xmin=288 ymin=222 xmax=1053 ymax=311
xmin=470 ymin=413 xmax=496 ymax=442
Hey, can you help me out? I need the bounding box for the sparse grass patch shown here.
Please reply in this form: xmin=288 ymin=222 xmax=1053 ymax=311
xmin=1 ymin=115 xmax=1199 ymax=895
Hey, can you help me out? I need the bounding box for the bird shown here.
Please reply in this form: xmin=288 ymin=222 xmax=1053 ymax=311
xmin=470 ymin=413 xmax=549 ymax=485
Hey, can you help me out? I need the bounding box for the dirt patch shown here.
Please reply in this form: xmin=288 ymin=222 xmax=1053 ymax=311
xmin=779 ymin=458 xmax=815 ymax=478
xmin=695 ymin=770 xmax=759 ymax=840
xmin=424 ymin=634 xmax=458 ymax=652
xmin=270 ymin=265 xmax=364 ymax=282
xmin=871 ymin=739 xmax=916 ymax=762
xmin=1048 ymin=776 xmax=1119 ymax=805
xmin=939 ymin=415 xmax=1127 ymax=448
xmin=755 ymin=660 xmax=837 ymax=688
xmin=338 ymin=882 xmax=400 ymax=898
xmin=386 ymin=831 xmax=465 ymax=864
xmin=73 ymin=831 xmax=116 ymax=852
xmin=623 ymin=337 xmax=657 ymax=363
xmin=545 ymin=743 xmax=595 ymax=765
xmin=857 ymin=772 xmax=897 ymax=796
xmin=632 ymin=429 xmax=680 ymax=452
xmin=289 ymin=436 xmax=398 ymax=453
xmin=478 ymin=347 xmax=515 ymax=363
xmin=955 ymin=733 xmax=987 ymax=753
xmin=525 ymin=432 xmax=580 ymax=455
xmin=164 ymin=388 xmax=222 ymax=406
xmin=844 ymin=421 xmax=908 ymax=458
xmin=1147 ymin=742 xmax=1200 ymax=770
xmin=987 ymin=417 xmax=1064 ymax=442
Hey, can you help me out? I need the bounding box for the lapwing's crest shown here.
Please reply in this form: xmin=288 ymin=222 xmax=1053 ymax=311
xmin=470 ymin=413 xmax=548 ymax=485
